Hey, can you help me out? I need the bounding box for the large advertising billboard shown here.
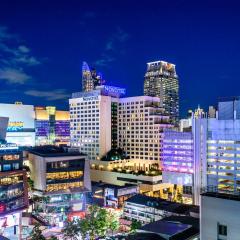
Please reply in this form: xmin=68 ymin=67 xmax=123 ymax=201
xmin=0 ymin=103 xmax=35 ymax=146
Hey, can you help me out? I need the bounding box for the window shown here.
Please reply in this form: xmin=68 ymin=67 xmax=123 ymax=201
xmin=12 ymin=163 xmax=20 ymax=170
xmin=3 ymin=164 xmax=11 ymax=171
xmin=218 ymin=223 xmax=227 ymax=237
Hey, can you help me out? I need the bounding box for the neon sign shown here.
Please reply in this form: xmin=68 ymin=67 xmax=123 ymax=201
xmin=7 ymin=121 xmax=24 ymax=132
xmin=101 ymin=85 xmax=126 ymax=97
xmin=0 ymin=143 xmax=18 ymax=150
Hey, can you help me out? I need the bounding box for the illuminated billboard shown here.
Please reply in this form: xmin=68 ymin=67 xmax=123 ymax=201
xmin=0 ymin=103 xmax=35 ymax=146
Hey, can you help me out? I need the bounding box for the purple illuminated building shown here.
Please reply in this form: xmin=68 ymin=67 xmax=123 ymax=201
xmin=162 ymin=130 xmax=194 ymax=174
xmin=35 ymin=107 xmax=70 ymax=146
xmin=162 ymin=129 xmax=194 ymax=204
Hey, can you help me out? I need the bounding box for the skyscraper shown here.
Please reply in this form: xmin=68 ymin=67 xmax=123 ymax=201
xmin=144 ymin=61 xmax=179 ymax=124
xmin=82 ymin=62 xmax=104 ymax=92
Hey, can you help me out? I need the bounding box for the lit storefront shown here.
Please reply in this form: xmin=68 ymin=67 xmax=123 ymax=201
xmin=28 ymin=146 xmax=91 ymax=226
xmin=0 ymin=143 xmax=28 ymax=238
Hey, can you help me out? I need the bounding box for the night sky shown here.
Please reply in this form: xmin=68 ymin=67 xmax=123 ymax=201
xmin=0 ymin=0 xmax=240 ymax=117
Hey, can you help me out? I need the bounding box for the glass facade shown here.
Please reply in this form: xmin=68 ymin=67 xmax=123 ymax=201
xmin=35 ymin=107 xmax=70 ymax=146
xmin=162 ymin=130 xmax=194 ymax=174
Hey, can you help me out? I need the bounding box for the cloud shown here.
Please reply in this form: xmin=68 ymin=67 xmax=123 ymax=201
xmin=15 ymin=56 xmax=41 ymax=66
xmin=0 ymin=26 xmax=42 ymax=69
xmin=94 ymin=27 xmax=129 ymax=67
xmin=0 ymin=68 xmax=31 ymax=84
xmin=24 ymin=89 xmax=70 ymax=101
xmin=18 ymin=45 xmax=30 ymax=53
xmin=94 ymin=55 xmax=115 ymax=67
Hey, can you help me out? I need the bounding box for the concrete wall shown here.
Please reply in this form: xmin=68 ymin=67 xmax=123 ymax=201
xmin=201 ymin=195 xmax=240 ymax=240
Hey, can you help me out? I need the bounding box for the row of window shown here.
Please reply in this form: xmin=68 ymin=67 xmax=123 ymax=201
xmin=0 ymin=163 xmax=20 ymax=171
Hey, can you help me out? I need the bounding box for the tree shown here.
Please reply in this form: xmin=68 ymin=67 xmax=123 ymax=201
xmin=64 ymin=205 xmax=120 ymax=240
xmin=63 ymin=220 xmax=80 ymax=240
xmin=176 ymin=191 xmax=183 ymax=203
xmin=48 ymin=236 xmax=58 ymax=240
xmin=78 ymin=218 xmax=89 ymax=240
xmin=27 ymin=178 xmax=34 ymax=190
xmin=107 ymin=211 xmax=119 ymax=236
xmin=130 ymin=219 xmax=142 ymax=233
xmin=85 ymin=205 xmax=108 ymax=239
xmin=30 ymin=224 xmax=46 ymax=240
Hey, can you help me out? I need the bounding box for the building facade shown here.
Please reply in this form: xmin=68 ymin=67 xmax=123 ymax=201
xmin=118 ymin=96 xmax=173 ymax=163
xmin=144 ymin=61 xmax=179 ymax=124
xmin=218 ymin=96 xmax=240 ymax=120
xmin=0 ymin=102 xmax=35 ymax=146
xmin=123 ymin=194 xmax=196 ymax=225
xmin=162 ymin=130 xmax=194 ymax=204
xmin=35 ymin=106 xmax=70 ymax=146
xmin=201 ymin=187 xmax=240 ymax=240
xmin=0 ymin=143 xmax=28 ymax=236
xmin=28 ymin=146 xmax=91 ymax=226
xmin=90 ymin=159 xmax=173 ymax=198
xmin=69 ymin=85 xmax=125 ymax=160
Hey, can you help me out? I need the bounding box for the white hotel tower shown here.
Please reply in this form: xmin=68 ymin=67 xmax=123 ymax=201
xmin=70 ymin=85 xmax=173 ymax=163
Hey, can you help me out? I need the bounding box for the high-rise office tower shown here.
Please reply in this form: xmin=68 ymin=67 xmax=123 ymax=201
xmin=144 ymin=61 xmax=179 ymax=124
xmin=82 ymin=62 xmax=105 ymax=92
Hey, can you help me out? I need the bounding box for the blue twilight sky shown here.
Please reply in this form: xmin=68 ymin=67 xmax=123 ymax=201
xmin=0 ymin=0 xmax=240 ymax=117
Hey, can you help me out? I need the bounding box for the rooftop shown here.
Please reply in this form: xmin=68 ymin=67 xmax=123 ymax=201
xmin=201 ymin=186 xmax=240 ymax=202
xmin=125 ymin=194 xmax=196 ymax=214
xmin=28 ymin=146 xmax=85 ymax=158
xmin=140 ymin=221 xmax=191 ymax=237
xmin=92 ymin=181 xmax=137 ymax=190
xmin=139 ymin=216 xmax=199 ymax=240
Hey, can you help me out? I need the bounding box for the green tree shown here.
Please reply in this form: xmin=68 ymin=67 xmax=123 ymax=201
xmin=78 ymin=218 xmax=89 ymax=240
xmin=107 ymin=211 xmax=119 ymax=236
xmin=48 ymin=236 xmax=58 ymax=240
xmin=63 ymin=220 xmax=80 ymax=240
xmin=27 ymin=178 xmax=34 ymax=190
xmin=63 ymin=205 xmax=120 ymax=240
xmin=30 ymin=224 xmax=46 ymax=240
xmin=130 ymin=219 xmax=142 ymax=233
xmin=176 ymin=191 xmax=183 ymax=203
xmin=85 ymin=205 xmax=108 ymax=239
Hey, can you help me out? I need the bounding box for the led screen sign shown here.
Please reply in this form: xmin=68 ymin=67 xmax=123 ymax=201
xmin=7 ymin=121 xmax=24 ymax=132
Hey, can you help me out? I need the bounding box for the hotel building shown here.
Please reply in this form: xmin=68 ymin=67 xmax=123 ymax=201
xmin=28 ymin=146 xmax=91 ymax=226
xmin=90 ymin=158 xmax=173 ymax=198
xmin=69 ymin=85 xmax=125 ymax=160
xmin=118 ymin=96 xmax=173 ymax=163
xmin=144 ymin=61 xmax=179 ymax=124
xmin=35 ymin=106 xmax=70 ymax=146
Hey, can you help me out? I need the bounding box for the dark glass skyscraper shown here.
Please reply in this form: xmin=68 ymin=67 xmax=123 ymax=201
xmin=82 ymin=62 xmax=104 ymax=92
xmin=144 ymin=61 xmax=179 ymax=124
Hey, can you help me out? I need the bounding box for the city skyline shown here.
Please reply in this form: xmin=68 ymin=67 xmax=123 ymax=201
xmin=0 ymin=0 xmax=240 ymax=117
